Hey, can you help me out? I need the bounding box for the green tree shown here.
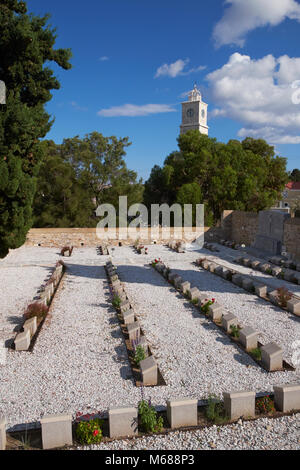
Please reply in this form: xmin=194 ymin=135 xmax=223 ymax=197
xmin=144 ymin=131 xmax=288 ymax=224
xmin=289 ymin=168 xmax=300 ymax=182
xmin=33 ymin=141 xmax=95 ymax=227
xmin=60 ymin=132 xmax=144 ymax=210
xmin=33 ymin=133 xmax=144 ymax=227
xmin=0 ymin=0 xmax=71 ymax=256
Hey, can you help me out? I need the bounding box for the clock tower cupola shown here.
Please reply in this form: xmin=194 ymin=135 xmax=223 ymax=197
xmin=180 ymin=84 xmax=208 ymax=135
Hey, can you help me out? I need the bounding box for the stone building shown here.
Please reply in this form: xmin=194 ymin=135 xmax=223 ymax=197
xmin=274 ymin=182 xmax=300 ymax=214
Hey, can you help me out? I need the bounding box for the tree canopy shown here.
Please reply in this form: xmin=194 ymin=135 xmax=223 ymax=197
xmin=289 ymin=168 xmax=300 ymax=182
xmin=0 ymin=0 xmax=72 ymax=256
xmin=143 ymin=132 xmax=288 ymax=224
xmin=33 ymin=133 xmax=144 ymax=227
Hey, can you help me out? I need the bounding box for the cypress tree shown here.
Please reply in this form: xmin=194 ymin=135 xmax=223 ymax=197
xmin=0 ymin=0 xmax=71 ymax=257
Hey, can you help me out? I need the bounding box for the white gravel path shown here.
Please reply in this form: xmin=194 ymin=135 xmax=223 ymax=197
xmin=0 ymin=246 xmax=57 ymax=346
xmin=81 ymin=413 xmax=300 ymax=450
xmin=0 ymin=245 xmax=299 ymax=438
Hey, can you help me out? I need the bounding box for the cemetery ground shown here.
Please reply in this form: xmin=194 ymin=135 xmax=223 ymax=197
xmin=0 ymin=243 xmax=299 ymax=450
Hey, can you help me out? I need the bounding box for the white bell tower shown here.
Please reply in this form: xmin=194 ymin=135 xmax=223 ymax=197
xmin=180 ymin=84 xmax=208 ymax=135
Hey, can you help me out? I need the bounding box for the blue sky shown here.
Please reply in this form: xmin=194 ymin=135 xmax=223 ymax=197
xmin=26 ymin=0 xmax=300 ymax=180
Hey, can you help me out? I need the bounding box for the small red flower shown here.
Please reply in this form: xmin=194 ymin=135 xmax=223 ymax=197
xmin=93 ymin=430 xmax=99 ymax=436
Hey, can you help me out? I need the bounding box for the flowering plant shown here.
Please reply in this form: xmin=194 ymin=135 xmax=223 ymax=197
xmin=75 ymin=415 xmax=104 ymax=445
xmin=151 ymin=258 xmax=161 ymax=268
xmin=201 ymin=298 xmax=215 ymax=315
xmin=255 ymin=396 xmax=275 ymax=414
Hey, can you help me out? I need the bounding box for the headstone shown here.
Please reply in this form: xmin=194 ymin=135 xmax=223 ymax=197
xmin=127 ymin=322 xmax=140 ymax=342
xmin=239 ymin=326 xmax=259 ymax=351
xmin=0 ymin=417 xmax=6 ymax=450
xmin=23 ymin=317 xmax=37 ymax=337
xmin=283 ymin=270 xmax=296 ymax=282
xmin=252 ymin=210 xmax=291 ymax=255
xmin=123 ymin=310 xmax=135 ymax=325
xmin=208 ymin=303 xmax=223 ymax=321
xmin=255 ymin=284 xmax=267 ymax=297
xmin=15 ymin=330 xmax=31 ymax=351
xmin=179 ymin=281 xmax=190 ymax=294
xmin=242 ymin=278 xmax=254 ymax=292
xmin=109 ymin=406 xmax=138 ymax=438
xmin=221 ymin=268 xmax=232 ymax=280
xmin=214 ymin=266 xmax=223 ymax=277
xmin=273 ymin=384 xmax=300 ymax=412
xmin=251 ymin=260 xmax=261 ymax=270
xmin=120 ymin=301 xmax=130 ymax=313
xmin=223 ymin=391 xmax=256 ymax=420
xmin=232 ymin=274 xmax=244 ymax=287
xmin=287 ymin=298 xmax=300 ymax=316
xmin=268 ymin=290 xmax=279 ymax=305
xmin=261 ymin=343 xmax=283 ymax=371
xmin=222 ymin=313 xmax=239 ymax=333
xmin=189 ymin=287 xmax=200 ymax=301
xmin=167 ymin=398 xmax=198 ymax=428
xmin=140 ymin=355 xmax=157 ymax=385
xmin=41 ymin=414 xmax=72 ymax=450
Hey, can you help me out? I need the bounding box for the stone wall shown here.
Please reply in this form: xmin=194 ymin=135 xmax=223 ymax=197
xmin=221 ymin=211 xmax=259 ymax=246
xmin=25 ymin=227 xmax=210 ymax=247
xmin=284 ymin=218 xmax=300 ymax=261
xmin=220 ymin=210 xmax=300 ymax=261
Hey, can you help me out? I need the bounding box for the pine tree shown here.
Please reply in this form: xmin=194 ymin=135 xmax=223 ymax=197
xmin=0 ymin=0 xmax=71 ymax=257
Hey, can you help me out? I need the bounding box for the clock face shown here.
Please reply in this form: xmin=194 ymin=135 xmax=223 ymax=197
xmin=186 ymin=108 xmax=194 ymax=118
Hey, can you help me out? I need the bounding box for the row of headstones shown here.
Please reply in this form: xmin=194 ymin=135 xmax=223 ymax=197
xmin=269 ymin=256 xmax=300 ymax=272
xmin=2 ymin=383 xmax=300 ymax=450
xmin=219 ymin=239 xmax=243 ymax=250
xmin=106 ymin=261 xmax=158 ymax=386
xmin=234 ymin=256 xmax=300 ymax=316
xmin=167 ymin=240 xmax=186 ymax=253
xmin=14 ymin=263 xmax=64 ymax=351
xmin=203 ymin=242 xmax=219 ymax=252
xmin=154 ymin=260 xmax=283 ymax=372
xmin=236 ymin=256 xmax=300 ymax=285
xmin=99 ymin=245 xmax=109 ymax=255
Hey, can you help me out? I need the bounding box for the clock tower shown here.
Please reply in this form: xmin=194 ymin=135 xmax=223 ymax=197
xmin=180 ymin=84 xmax=208 ymax=135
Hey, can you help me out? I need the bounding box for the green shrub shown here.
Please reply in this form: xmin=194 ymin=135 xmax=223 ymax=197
xmin=201 ymin=299 xmax=214 ymax=315
xmin=134 ymin=345 xmax=146 ymax=366
xmin=250 ymin=347 xmax=262 ymax=361
xmin=206 ymin=395 xmax=228 ymax=425
xmin=75 ymin=418 xmax=104 ymax=445
xmin=230 ymin=324 xmax=241 ymax=338
xmin=112 ymin=295 xmax=121 ymax=309
xmin=138 ymin=400 xmax=163 ymax=434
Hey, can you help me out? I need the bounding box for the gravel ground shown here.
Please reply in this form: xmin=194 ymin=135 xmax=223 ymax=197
xmin=154 ymin=246 xmax=300 ymax=367
xmin=0 ymin=246 xmax=57 ymax=346
xmin=80 ymin=413 xmax=300 ymax=450
xmin=0 ymin=244 xmax=299 ymax=444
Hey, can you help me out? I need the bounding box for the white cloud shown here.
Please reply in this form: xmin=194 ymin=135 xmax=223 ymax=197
xmin=155 ymin=59 xmax=206 ymax=78
xmin=97 ymin=103 xmax=176 ymax=117
xmin=206 ymin=52 xmax=300 ymax=144
xmin=99 ymin=56 xmax=109 ymax=61
xmin=213 ymin=0 xmax=300 ymax=47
